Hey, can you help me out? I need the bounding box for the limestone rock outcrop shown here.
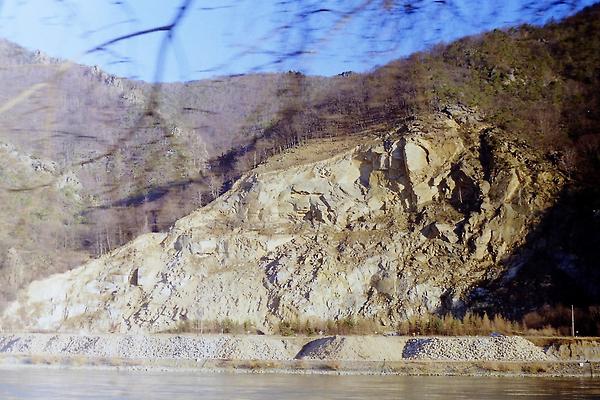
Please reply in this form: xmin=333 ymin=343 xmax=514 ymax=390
xmin=0 ymin=110 xmax=564 ymax=333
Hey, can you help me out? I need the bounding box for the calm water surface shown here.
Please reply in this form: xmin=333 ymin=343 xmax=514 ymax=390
xmin=0 ymin=368 xmax=599 ymax=399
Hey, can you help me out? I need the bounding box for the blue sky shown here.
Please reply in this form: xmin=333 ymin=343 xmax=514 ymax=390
xmin=0 ymin=0 xmax=597 ymax=82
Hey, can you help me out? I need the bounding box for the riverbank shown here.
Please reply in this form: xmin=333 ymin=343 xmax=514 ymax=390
xmin=0 ymin=333 xmax=597 ymax=377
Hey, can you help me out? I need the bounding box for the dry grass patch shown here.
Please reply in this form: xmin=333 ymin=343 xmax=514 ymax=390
xmin=477 ymin=361 xmax=521 ymax=373
xmin=521 ymin=363 xmax=549 ymax=374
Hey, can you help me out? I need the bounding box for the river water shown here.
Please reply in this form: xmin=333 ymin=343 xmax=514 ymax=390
xmin=0 ymin=368 xmax=598 ymax=399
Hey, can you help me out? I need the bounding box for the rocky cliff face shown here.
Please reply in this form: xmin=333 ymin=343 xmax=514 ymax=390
xmin=0 ymin=109 xmax=566 ymax=333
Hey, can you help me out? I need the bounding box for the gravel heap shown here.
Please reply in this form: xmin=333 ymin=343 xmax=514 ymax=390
xmin=0 ymin=334 xmax=552 ymax=363
xmin=402 ymin=336 xmax=552 ymax=361
xmin=296 ymin=336 xmax=408 ymax=361
xmin=0 ymin=334 xmax=296 ymax=361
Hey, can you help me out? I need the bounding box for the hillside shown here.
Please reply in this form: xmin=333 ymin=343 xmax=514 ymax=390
xmin=0 ymin=41 xmax=332 ymax=304
xmin=0 ymin=108 xmax=591 ymax=333
xmin=1 ymin=5 xmax=599 ymax=329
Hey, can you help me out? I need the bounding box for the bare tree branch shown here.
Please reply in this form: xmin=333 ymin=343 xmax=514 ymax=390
xmin=85 ymin=0 xmax=194 ymax=55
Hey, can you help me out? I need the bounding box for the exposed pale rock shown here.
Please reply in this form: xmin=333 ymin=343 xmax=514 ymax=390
xmin=404 ymin=141 xmax=430 ymax=175
xmin=0 ymin=111 xmax=564 ymax=333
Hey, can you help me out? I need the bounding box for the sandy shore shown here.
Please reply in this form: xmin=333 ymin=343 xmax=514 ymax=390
xmin=0 ymin=333 xmax=597 ymax=377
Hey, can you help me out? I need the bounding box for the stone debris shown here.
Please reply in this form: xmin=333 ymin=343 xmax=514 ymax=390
xmin=295 ymin=335 xmax=408 ymax=361
xmin=402 ymin=336 xmax=552 ymax=361
xmin=0 ymin=334 xmax=556 ymax=363
xmin=0 ymin=334 xmax=296 ymax=361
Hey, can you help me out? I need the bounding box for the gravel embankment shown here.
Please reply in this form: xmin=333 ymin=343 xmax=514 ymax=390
xmin=0 ymin=334 xmax=555 ymax=363
xmin=296 ymin=336 xmax=408 ymax=361
xmin=402 ymin=336 xmax=552 ymax=361
xmin=0 ymin=334 xmax=298 ymax=361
